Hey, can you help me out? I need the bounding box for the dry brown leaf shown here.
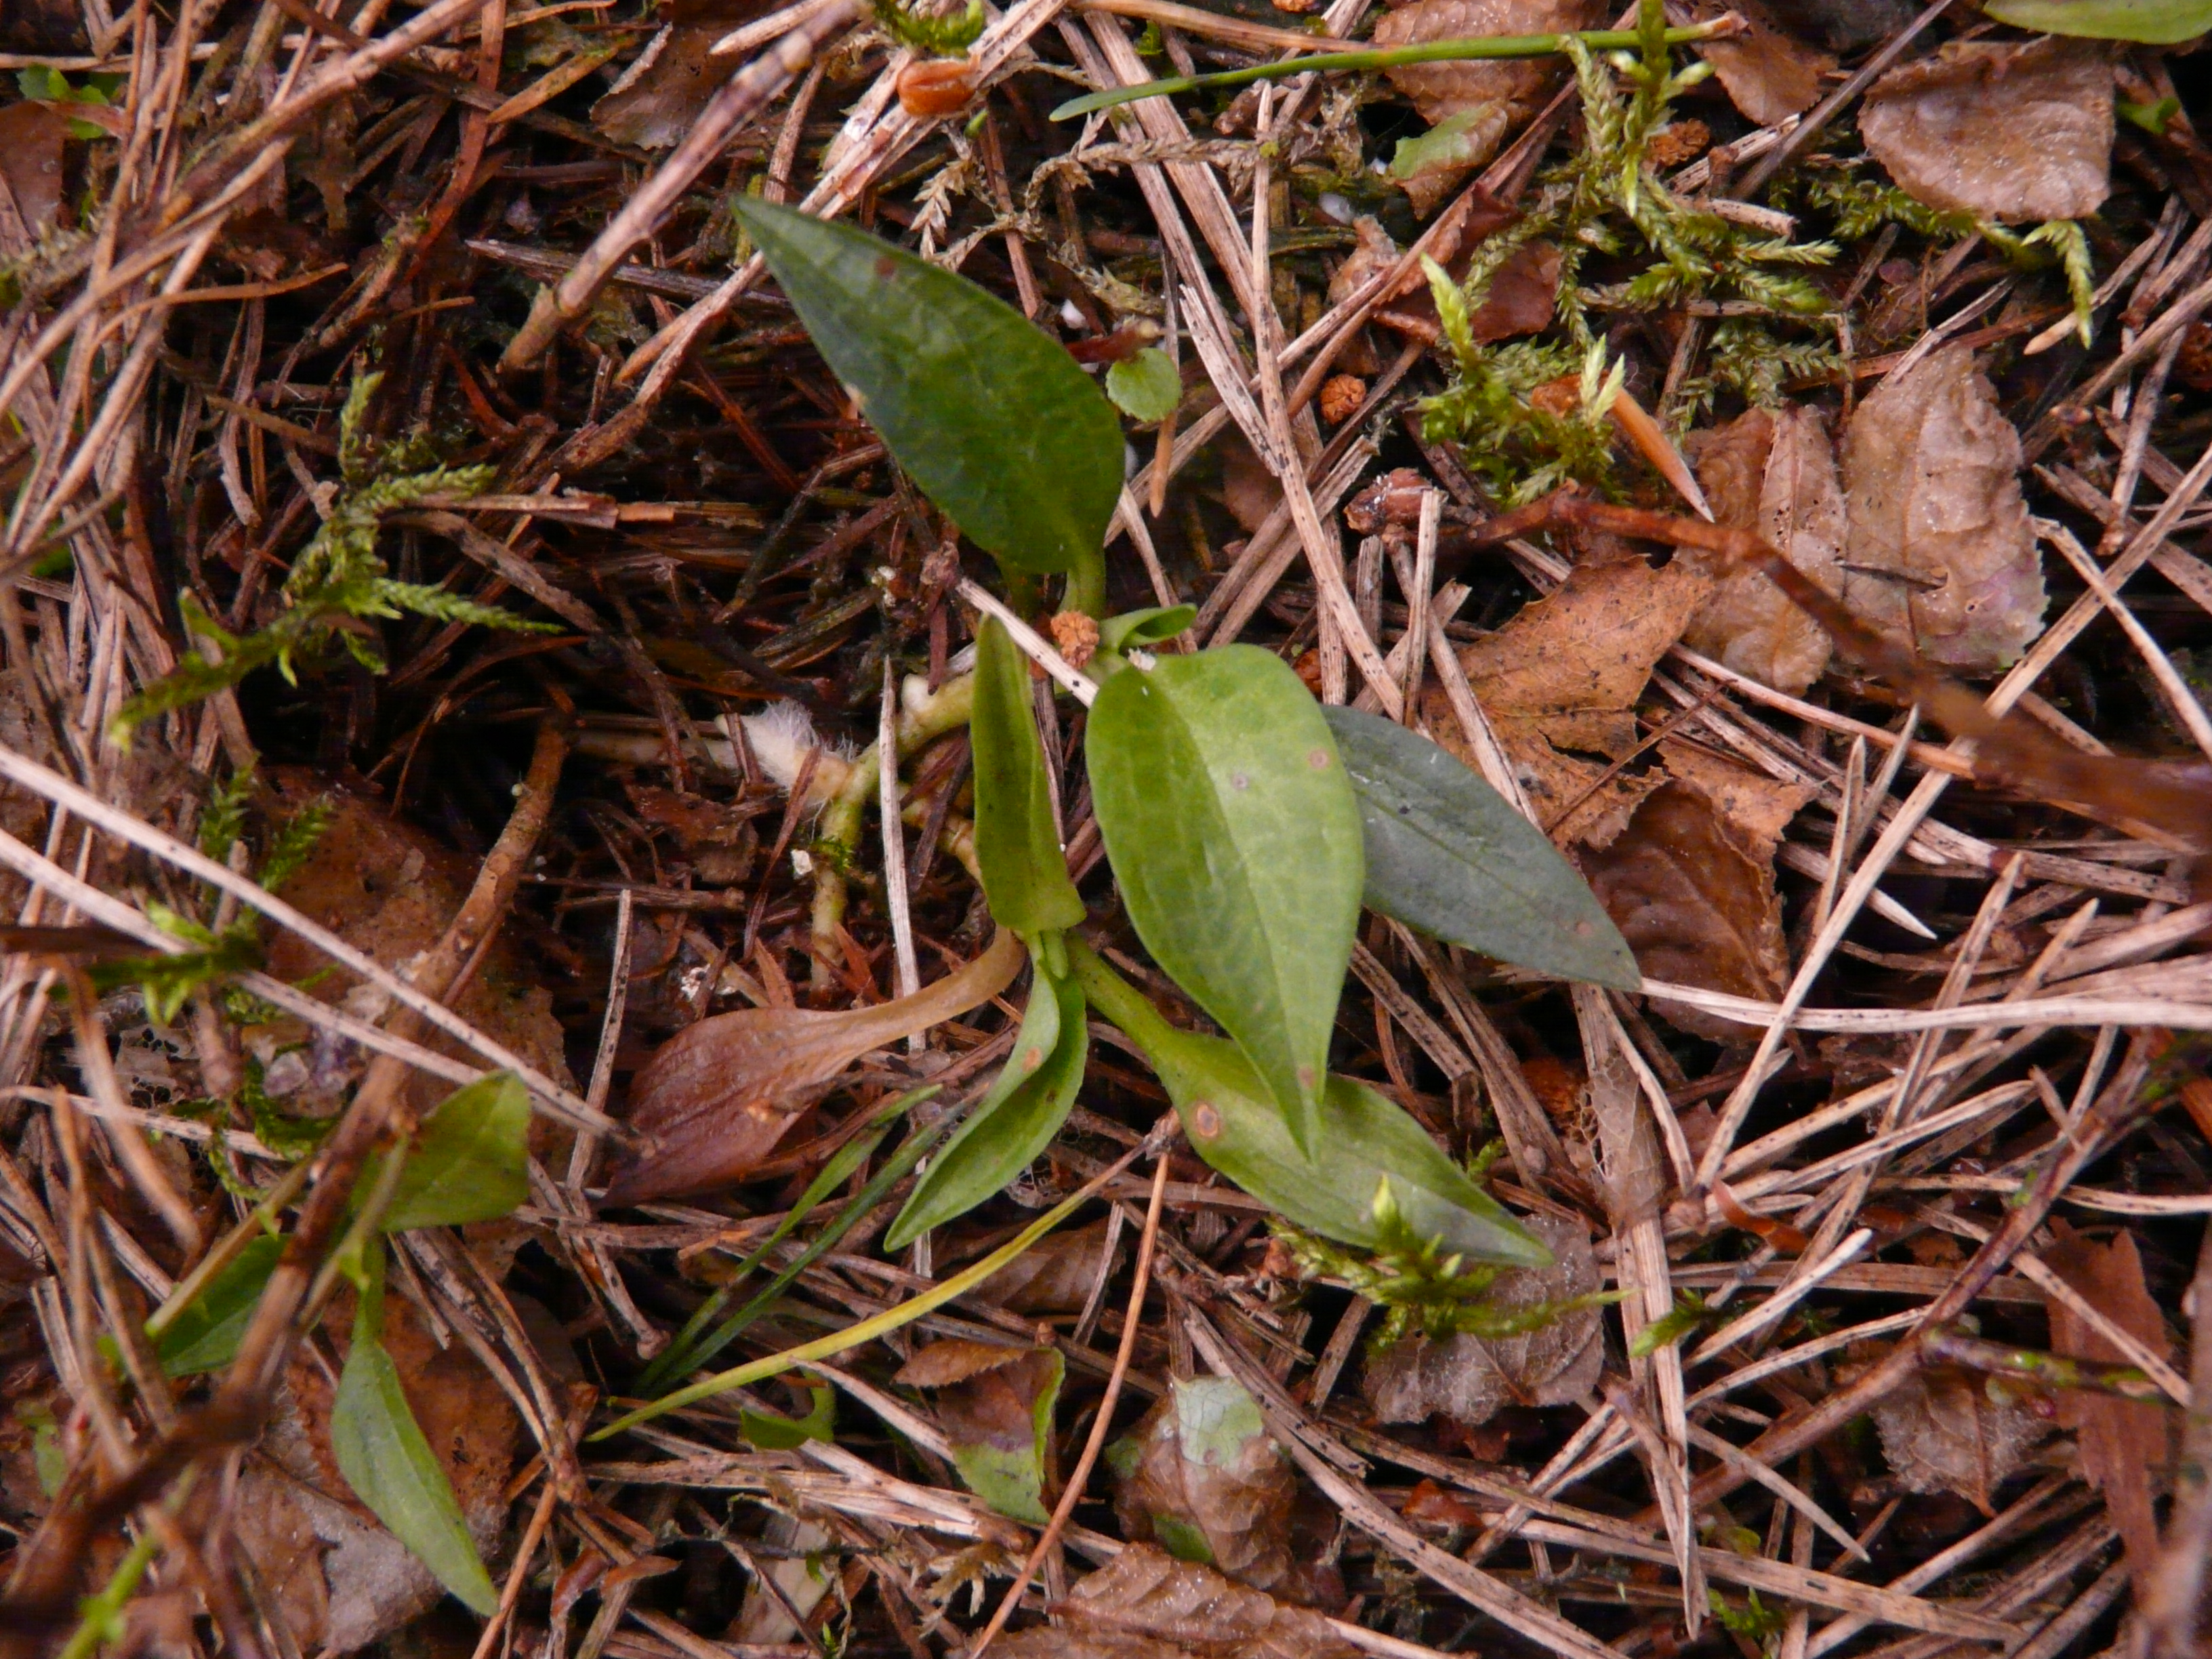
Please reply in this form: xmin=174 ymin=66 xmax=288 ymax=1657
xmin=1374 ymin=0 xmax=1605 ymax=134
xmin=1867 ymin=1361 xmax=2049 ymax=1517
xmin=895 ymin=1337 xmax=1035 ymax=1389
xmin=972 ymin=1218 xmax=1122 ymax=1314
xmin=995 ymin=1544 xmax=1361 ymax=1659
xmin=606 ymin=928 xmax=1023 ymax=1202
xmin=1376 ymin=242 xmax=1562 ymax=347
xmin=1682 ymin=0 xmax=1832 ymax=125
xmin=1840 ymin=344 xmax=2046 ymax=673
xmin=1861 ymin=37 xmax=2114 ymax=224
xmin=592 ymin=26 xmax=737 ymax=148
xmin=1581 ymin=777 xmax=1792 ymax=1029
xmin=0 ymin=104 xmax=69 ymax=241
xmin=1683 ymin=405 xmax=1846 ymax=695
xmin=1361 ymin=1214 xmax=1603 ymax=1427
xmin=1656 ymin=742 xmax=1817 ymax=861
xmin=1112 ymin=1376 xmax=1299 ymax=1595
xmin=2045 ymin=1224 xmax=2173 ymax=1580
xmin=0 ymin=0 xmax=84 ymax=50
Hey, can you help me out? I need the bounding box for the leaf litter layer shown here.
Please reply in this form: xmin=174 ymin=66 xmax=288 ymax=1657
xmin=5 ymin=0 xmax=2212 ymax=1654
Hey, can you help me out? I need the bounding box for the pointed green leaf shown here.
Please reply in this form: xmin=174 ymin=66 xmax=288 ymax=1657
xmin=381 ymin=1071 xmax=530 ymax=1231
xmin=152 ymin=1234 xmax=283 ymax=1376
xmin=1070 ymin=941 xmax=1547 ymax=1266
xmin=1099 ymin=605 xmax=1197 ymax=655
xmin=741 ymin=1383 xmax=837 ymax=1450
xmin=1982 ymin=0 xmax=2212 ymax=41
xmin=331 ymin=1333 xmax=499 ymax=1614
xmin=1086 ymin=646 xmax=1362 ymax=1152
xmin=886 ymin=960 xmax=1087 ymax=1249
xmin=970 ymin=618 xmax=1086 ymax=937
xmin=731 ymin=197 xmax=1122 ymax=576
xmin=1323 ymin=707 xmax=1639 ymax=991
xmin=1105 ymin=348 xmax=1182 ymax=424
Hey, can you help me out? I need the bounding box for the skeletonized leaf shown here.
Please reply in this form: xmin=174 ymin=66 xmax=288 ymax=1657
xmin=1866 ymin=1359 xmax=2049 ymax=1517
xmin=381 ymin=1071 xmax=530 ymax=1231
xmin=886 ymin=960 xmax=1087 ymax=1248
xmin=733 ymin=197 xmax=1122 ymax=577
xmin=1841 ymin=344 xmax=2046 ymax=672
xmin=331 ymin=1332 xmax=500 ymax=1614
xmin=1111 ymin=1378 xmax=1299 ymax=1593
xmin=1984 ymin=0 xmax=2212 ymax=41
xmin=969 ymin=617 xmax=1085 ymax=937
xmin=1323 ymin=706 xmax=1638 ymax=989
xmin=1087 ymin=647 xmax=1364 ymax=1153
xmin=154 ymin=1234 xmax=283 ymax=1376
xmin=1363 ymin=1213 xmax=1603 ymax=1425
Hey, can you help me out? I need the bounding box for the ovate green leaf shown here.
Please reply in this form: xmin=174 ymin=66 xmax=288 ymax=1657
xmin=1105 ymin=348 xmax=1182 ymax=424
xmin=331 ymin=1333 xmax=499 ymax=1614
xmin=886 ymin=962 xmax=1087 ymax=1249
xmin=1322 ymin=707 xmax=1639 ymax=989
xmin=1071 ymin=943 xmax=1547 ymax=1266
xmin=153 ymin=1234 xmax=282 ymax=1376
xmin=732 ymin=198 xmax=1123 ymax=576
xmin=970 ymin=618 xmax=1086 ymax=937
xmin=1982 ymin=0 xmax=2212 ymax=41
xmin=381 ymin=1071 xmax=530 ymax=1231
xmin=1086 ymin=647 xmax=1362 ymax=1153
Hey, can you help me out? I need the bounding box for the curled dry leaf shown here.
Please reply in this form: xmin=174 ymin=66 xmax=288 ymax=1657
xmin=1362 ymin=1213 xmax=1602 ymax=1427
xmin=1112 ymin=1376 xmax=1300 ymax=1595
xmin=1865 ymin=1357 xmax=2051 ymax=1517
xmin=606 ymin=928 xmax=1024 ymax=1202
xmin=897 ymin=1340 xmax=1064 ymax=1524
xmin=1681 ymin=0 xmax=1832 ymax=125
xmin=2044 ymin=1224 xmax=2173 ymax=1578
xmin=994 ymin=1544 xmax=1362 ymax=1659
xmin=1841 ymin=344 xmax=2046 ymax=674
xmin=1860 ymin=37 xmax=2115 ymax=224
xmin=1683 ymin=405 xmax=1847 ymax=695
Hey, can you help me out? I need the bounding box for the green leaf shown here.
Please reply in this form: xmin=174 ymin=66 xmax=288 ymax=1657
xmin=1982 ymin=0 xmax=2212 ymax=40
xmin=1070 ymin=941 xmax=1548 ymax=1267
xmin=152 ymin=1234 xmax=282 ymax=1376
xmin=1105 ymin=348 xmax=1182 ymax=424
xmin=731 ymin=198 xmax=1123 ymax=577
xmin=970 ymin=619 xmax=1086 ymax=937
xmin=1322 ymin=707 xmax=1639 ymax=991
xmin=886 ymin=960 xmax=1087 ymax=1249
xmin=947 ymin=1350 xmax=1063 ymax=1525
xmin=380 ymin=1072 xmax=529 ymax=1232
xmin=741 ymin=1383 xmax=837 ymax=1449
xmin=331 ymin=1333 xmax=499 ymax=1614
xmin=1099 ymin=605 xmax=1197 ymax=655
xmin=1087 ymin=646 xmax=1363 ymax=1152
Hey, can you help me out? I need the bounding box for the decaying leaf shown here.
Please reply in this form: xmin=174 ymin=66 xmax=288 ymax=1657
xmin=898 ymin=1340 xmax=1064 ymax=1524
xmin=591 ymin=26 xmax=729 ymax=148
xmin=1374 ymin=0 xmax=1606 ymax=134
xmin=1580 ymin=774 xmax=1795 ymax=1028
xmin=1860 ymin=37 xmax=2115 ymax=224
xmin=1865 ymin=1358 xmax=2050 ymax=1516
xmin=994 ymin=1544 xmax=1361 ymax=1659
xmin=1684 ymin=0 xmax=1833 ymax=124
xmin=605 ymin=928 xmax=1023 ymax=1202
xmin=2045 ymin=1225 xmax=2173 ymax=1579
xmin=1656 ymin=742 xmax=1816 ymax=862
xmin=1111 ymin=1376 xmax=1300 ymax=1595
xmin=972 ymin=1218 xmax=1123 ymax=1314
xmin=0 ymin=104 xmax=69 ymax=240
xmin=1840 ymin=344 xmax=2047 ymax=673
xmin=1361 ymin=1212 xmax=1602 ymax=1426
xmin=1682 ymin=405 xmax=1847 ymax=695
xmin=1376 ymin=242 xmax=1563 ymax=348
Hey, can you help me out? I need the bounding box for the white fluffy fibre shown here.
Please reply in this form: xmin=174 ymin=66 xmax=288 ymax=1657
xmin=741 ymin=701 xmax=851 ymax=794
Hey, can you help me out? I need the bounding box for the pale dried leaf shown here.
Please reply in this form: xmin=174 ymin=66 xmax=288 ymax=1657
xmin=1861 ymin=37 xmax=2114 ymax=224
xmin=592 ymin=26 xmax=733 ymax=149
xmin=1112 ymin=1377 xmax=1299 ymax=1595
xmin=995 ymin=1545 xmax=1361 ymax=1659
xmin=2045 ymin=1225 xmax=2173 ymax=1578
xmin=1869 ymin=1364 xmax=2049 ymax=1516
xmin=1685 ymin=0 xmax=1832 ymax=124
xmin=895 ymin=1338 xmax=1035 ymax=1389
xmin=1683 ymin=405 xmax=1847 ymax=695
xmin=1362 ymin=1214 xmax=1603 ymax=1426
xmin=1655 ymin=743 xmax=1818 ymax=861
xmin=1840 ymin=344 xmax=2047 ymax=673
xmin=1374 ymin=0 xmax=1606 ymax=129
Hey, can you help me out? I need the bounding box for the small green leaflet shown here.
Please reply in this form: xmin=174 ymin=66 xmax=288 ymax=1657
xmin=970 ymin=618 xmax=1085 ymax=937
xmin=1069 ymin=941 xmax=1548 ymax=1266
xmin=380 ymin=1071 xmax=530 ymax=1231
xmin=886 ymin=958 xmax=1087 ymax=1249
xmin=153 ymin=1234 xmax=283 ymax=1376
xmin=1322 ymin=708 xmax=1639 ymax=990
xmin=741 ymin=1383 xmax=837 ymax=1449
xmin=1983 ymin=0 xmax=2212 ymax=40
xmin=1086 ymin=646 xmax=1363 ymax=1154
xmin=1099 ymin=605 xmax=1196 ymax=655
xmin=732 ymin=197 xmax=1123 ymax=577
xmin=331 ymin=1332 xmax=499 ymax=1614
xmin=1105 ymin=348 xmax=1181 ymax=424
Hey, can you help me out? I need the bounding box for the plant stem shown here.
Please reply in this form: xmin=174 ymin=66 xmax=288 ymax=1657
xmin=57 ymin=1528 xmax=161 ymax=1659
xmin=1050 ymin=20 xmax=1735 ymax=118
xmin=1921 ymin=1328 xmax=2169 ymax=1403
xmin=1064 ymin=937 xmax=1176 ymax=1059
